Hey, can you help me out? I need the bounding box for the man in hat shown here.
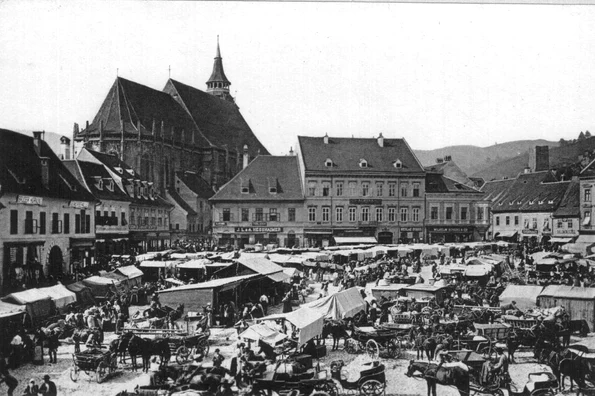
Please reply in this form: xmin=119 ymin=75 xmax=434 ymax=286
xmin=213 ymin=348 xmax=224 ymax=367
xmin=216 ymin=378 xmax=234 ymax=396
xmin=22 ymin=378 xmax=39 ymax=396
xmin=491 ymin=347 xmax=510 ymax=384
xmin=38 ymin=374 xmax=57 ymax=396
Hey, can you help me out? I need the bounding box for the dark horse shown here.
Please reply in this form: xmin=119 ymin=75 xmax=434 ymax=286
xmin=143 ymin=303 xmax=184 ymax=320
xmin=322 ymin=319 xmax=351 ymax=350
xmin=406 ymin=360 xmax=470 ymax=396
xmin=123 ymin=332 xmax=171 ymax=372
xmin=506 ymin=328 xmax=539 ymax=363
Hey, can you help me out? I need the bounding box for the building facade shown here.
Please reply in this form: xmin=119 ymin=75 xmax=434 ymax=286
xmin=297 ymin=134 xmax=426 ymax=246
xmin=0 ymin=130 xmax=97 ymax=294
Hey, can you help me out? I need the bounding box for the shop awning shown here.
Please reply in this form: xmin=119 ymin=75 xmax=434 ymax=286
xmin=266 ymin=271 xmax=291 ymax=282
xmin=115 ymin=266 xmax=144 ymax=279
xmin=550 ymin=237 xmax=572 ymax=244
xmin=496 ymin=231 xmax=518 ymax=238
xmin=0 ymin=301 xmax=26 ymax=319
xmin=258 ymin=307 xmax=324 ymax=346
xmin=334 ymin=236 xmax=378 ymax=245
xmin=140 ymin=260 xmax=179 ymax=268
xmin=42 ymin=284 xmax=77 ymax=310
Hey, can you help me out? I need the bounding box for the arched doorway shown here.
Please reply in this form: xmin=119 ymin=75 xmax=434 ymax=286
xmin=377 ymin=232 xmax=393 ymax=244
xmin=48 ymin=246 xmax=63 ymax=277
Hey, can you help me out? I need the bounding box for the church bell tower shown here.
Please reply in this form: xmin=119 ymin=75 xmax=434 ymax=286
xmin=206 ymin=36 xmax=234 ymax=103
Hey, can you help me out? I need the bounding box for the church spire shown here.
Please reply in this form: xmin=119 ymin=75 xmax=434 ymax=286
xmin=206 ymin=36 xmax=233 ymax=102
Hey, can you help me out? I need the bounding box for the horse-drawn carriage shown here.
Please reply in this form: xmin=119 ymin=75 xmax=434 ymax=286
xmin=329 ymin=360 xmax=386 ymax=396
xmin=167 ymin=331 xmax=210 ymax=364
xmin=501 ymin=315 xmax=537 ymax=329
xmin=70 ymin=347 xmax=117 ymax=383
xmin=345 ymin=324 xmax=411 ymax=359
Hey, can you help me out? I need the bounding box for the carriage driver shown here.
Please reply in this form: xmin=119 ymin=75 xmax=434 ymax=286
xmin=491 ymin=347 xmax=510 ymax=383
xmin=150 ymin=292 xmax=162 ymax=310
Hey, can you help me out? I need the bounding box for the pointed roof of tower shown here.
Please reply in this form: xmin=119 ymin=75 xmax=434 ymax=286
xmin=206 ymin=36 xmax=230 ymax=85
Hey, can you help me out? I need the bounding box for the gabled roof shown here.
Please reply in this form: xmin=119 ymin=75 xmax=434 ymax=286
xmin=0 ymin=129 xmax=96 ymax=202
xmin=425 ymin=173 xmax=482 ymax=194
xmin=76 ymin=77 xmax=208 ymax=147
xmin=211 ymin=156 xmax=304 ymax=201
xmin=167 ymin=189 xmax=197 ymax=216
xmin=298 ymin=136 xmax=424 ymax=173
xmin=176 ymin=171 xmax=214 ymax=199
xmin=65 ymin=160 xmax=130 ymax=202
xmin=164 ymin=79 xmax=268 ymax=157
xmin=553 ymin=179 xmax=580 ymax=218
xmin=425 ymin=160 xmax=476 ymax=188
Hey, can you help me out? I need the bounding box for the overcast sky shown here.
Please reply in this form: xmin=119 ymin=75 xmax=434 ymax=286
xmin=1 ymin=1 xmax=595 ymax=155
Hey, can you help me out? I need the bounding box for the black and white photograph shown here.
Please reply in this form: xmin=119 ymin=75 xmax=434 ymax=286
xmin=2 ymin=1 xmax=595 ymax=395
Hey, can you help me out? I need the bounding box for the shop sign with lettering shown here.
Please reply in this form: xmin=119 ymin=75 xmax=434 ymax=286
xmin=429 ymin=227 xmax=473 ymax=233
xmin=234 ymin=227 xmax=283 ymax=233
xmin=400 ymin=227 xmax=423 ymax=232
xmin=349 ymin=199 xmax=382 ymax=205
xmin=17 ymin=195 xmax=43 ymax=205
xmin=69 ymin=201 xmax=89 ymax=209
xmin=522 ymin=229 xmax=538 ymax=234
xmin=252 ymin=221 xmax=267 ymax=226
xmin=214 ymin=222 xmax=227 ymax=226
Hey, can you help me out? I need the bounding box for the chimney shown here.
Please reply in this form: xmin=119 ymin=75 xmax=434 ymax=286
xmin=32 ymin=131 xmax=44 ymax=156
xmin=524 ymin=166 xmax=531 ymax=174
xmin=436 ymin=158 xmax=444 ymax=164
xmin=60 ymin=136 xmax=71 ymax=160
xmin=243 ymin=145 xmax=249 ymax=169
xmin=40 ymin=157 xmax=50 ymax=189
xmin=377 ymin=133 xmax=384 ymax=147
xmin=289 ymin=146 xmax=294 ymax=156
xmin=529 ymin=145 xmax=549 ymax=172
xmin=323 ymin=133 xmax=329 ymax=144
xmin=444 ymin=155 xmax=452 ymax=162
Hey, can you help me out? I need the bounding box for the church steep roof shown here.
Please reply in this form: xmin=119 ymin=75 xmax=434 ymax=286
xmin=206 ymin=41 xmax=230 ymax=84
xmin=164 ymin=79 xmax=269 ymax=158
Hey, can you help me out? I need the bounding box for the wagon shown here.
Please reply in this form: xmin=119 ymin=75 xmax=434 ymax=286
xmin=330 ymin=360 xmax=386 ymax=396
xmin=346 ymin=325 xmax=411 ymax=359
xmin=70 ymin=348 xmax=117 ymax=383
xmin=501 ymin=315 xmax=537 ymax=329
xmin=167 ymin=331 xmax=210 ymax=364
xmin=250 ymin=362 xmax=339 ymax=396
xmin=473 ymin=323 xmax=511 ymax=357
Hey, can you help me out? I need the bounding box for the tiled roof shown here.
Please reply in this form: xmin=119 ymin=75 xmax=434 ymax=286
xmin=424 ymin=160 xmax=476 ymax=188
xmin=482 ymin=171 xmax=569 ymax=213
xmin=167 ymin=189 xmax=197 ymax=215
xmin=425 ymin=173 xmax=483 ymax=194
xmin=298 ymin=136 xmax=424 ymax=173
xmin=0 ymin=129 xmax=96 ymax=202
xmin=211 ymin=156 xmax=303 ymax=201
xmin=66 ymin=160 xmax=130 ymax=202
xmin=164 ymin=79 xmax=269 ymax=157
xmin=76 ymin=78 xmax=208 ymax=147
xmin=176 ymin=171 xmax=214 ymax=199
xmin=553 ymin=179 xmax=580 ymax=218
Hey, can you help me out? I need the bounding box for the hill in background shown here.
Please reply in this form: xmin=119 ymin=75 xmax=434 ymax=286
xmin=414 ymin=139 xmax=558 ymax=176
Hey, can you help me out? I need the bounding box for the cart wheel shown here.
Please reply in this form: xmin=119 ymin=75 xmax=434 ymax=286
xmin=479 ymin=345 xmax=493 ymax=360
xmin=96 ymin=361 xmax=108 ymax=384
xmin=310 ymin=392 xmax=330 ymax=396
xmin=69 ymin=367 xmax=80 ymax=382
xmin=176 ymin=346 xmax=190 ymax=364
xmin=318 ymin=381 xmax=338 ymax=396
xmin=344 ymin=339 xmax=357 ymax=354
xmin=110 ymin=355 xmax=118 ymax=372
xmin=360 ymin=379 xmax=384 ymax=396
xmin=366 ymin=340 xmax=380 ymax=360
xmin=197 ymin=338 xmax=210 ymax=357
xmin=529 ymin=389 xmax=555 ymax=396
xmin=387 ymin=339 xmax=400 ymax=359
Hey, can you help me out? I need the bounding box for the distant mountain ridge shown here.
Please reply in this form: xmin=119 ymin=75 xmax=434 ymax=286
xmin=414 ymin=139 xmax=558 ymax=177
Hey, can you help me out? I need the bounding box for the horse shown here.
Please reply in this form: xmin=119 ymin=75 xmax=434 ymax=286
xmin=124 ymin=333 xmax=171 ymax=372
xmin=109 ymin=335 xmax=131 ymax=364
xmin=506 ymin=328 xmax=538 ymax=363
xmin=405 ymin=360 xmax=470 ymax=396
xmin=558 ymin=357 xmax=587 ymax=392
xmin=422 ymin=335 xmax=439 ymax=361
xmin=322 ymin=319 xmax=351 ymax=350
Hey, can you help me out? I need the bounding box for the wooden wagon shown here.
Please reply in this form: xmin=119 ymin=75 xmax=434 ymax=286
xmin=70 ymin=348 xmax=117 ymax=383
xmin=501 ymin=315 xmax=537 ymax=329
xmin=473 ymin=323 xmax=511 ymax=357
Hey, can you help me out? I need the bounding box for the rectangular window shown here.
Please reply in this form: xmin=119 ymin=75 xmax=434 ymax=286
xmin=586 ymin=189 xmax=592 ymax=202
xmin=361 ymin=207 xmax=370 ymax=222
xmin=222 ymin=208 xmax=231 ymax=221
xmin=400 ymin=183 xmax=408 ymax=197
xmin=557 ymin=219 xmax=564 ymax=228
xmin=496 ymin=216 xmax=500 ymax=226
xmin=269 ymin=208 xmax=278 ymax=221
xmin=255 ymin=208 xmax=263 ymax=221
xmin=81 ymin=210 xmax=87 ymax=233
xmin=461 ymin=207 xmax=468 ymax=221
xmin=52 ymin=212 xmax=60 ymax=234
xmin=413 ymin=182 xmax=420 ymax=197
xmin=336 ymin=182 xmax=343 ymax=196
xmin=121 ymin=212 xmax=126 ymax=226
xmin=514 ymin=215 xmax=519 ymax=226
xmin=375 ymin=207 xmax=383 ymax=222
xmin=524 ymin=218 xmax=529 ymax=229
xmin=400 ymin=207 xmax=408 ymax=222
xmin=64 ymin=213 xmax=70 ymax=234
xmin=242 ymin=209 xmax=249 ymax=222
xmin=446 ymin=207 xmax=453 ymax=220
xmin=85 ymin=214 xmax=90 ymax=233
xmin=349 ymin=207 xmax=357 ymax=222
xmin=412 ymin=207 xmax=420 ymax=222
xmin=349 ymin=182 xmax=357 ymax=196
xmin=505 ymin=216 xmax=510 ymax=226
xmin=336 ymin=207 xmax=343 ymax=223
xmin=322 ymin=182 xmax=330 ymax=197
xmin=75 ymin=214 xmax=81 ymax=233
xmin=532 ymin=218 xmax=538 ymax=229
xmin=308 ymin=206 xmax=316 ymax=222
xmin=568 ymin=219 xmax=574 ymax=228
xmin=288 ymin=208 xmax=296 ymax=222
xmin=477 ymin=207 xmax=484 ymax=221
xmin=308 ymin=181 xmax=317 ymax=196
xmin=25 ymin=211 xmax=33 ymax=234
xmin=39 ymin=212 xmax=46 ymax=235
xmin=10 ymin=210 xmax=18 ymax=234
xmin=376 ymin=183 xmax=383 ymax=197
xmin=388 ymin=183 xmax=396 ymax=197
xmin=388 ymin=207 xmax=396 ymax=222
xmin=362 ymin=183 xmax=369 ymax=197
xmin=430 ymin=207 xmax=438 ymax=220
xmin=322 ymin=206 xmax=330 ymax=222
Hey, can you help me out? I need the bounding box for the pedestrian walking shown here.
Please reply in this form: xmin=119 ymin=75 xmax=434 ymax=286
xmin=0 ymin=355 xmax=18 ymax=396
xmin=38 ymin=375 xmax=57 ymax=396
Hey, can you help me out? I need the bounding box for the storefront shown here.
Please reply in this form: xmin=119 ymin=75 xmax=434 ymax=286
xmin=231 ymin=226 xmax=285 ymax=248
xmin=400 ymin=227 xmax=423 ymax=244
xmin=2 ymin=241 xmax=45 ymax=293
xmin=70 ymin=238 xmax=95 ymax=271
xmin=427 ymin=226 xmax=473 ymax=243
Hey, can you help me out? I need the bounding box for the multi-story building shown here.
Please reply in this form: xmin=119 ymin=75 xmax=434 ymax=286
xmin=72 ymin=41 xmax=268 ymax=195
xmin=296 ymin=134 xmax=426 ymax=246
xmin=424 ymin=171 xmax=487 ymax=243
xmin=551 ymin=180 xmax=580 ymax=244
xmin=172 ymin=171 xmax=214 ymax=240
xmin=0 ymin=130 xmax=97 ymax=294
xmin=210 ymin=155 xmax=305 ymax=248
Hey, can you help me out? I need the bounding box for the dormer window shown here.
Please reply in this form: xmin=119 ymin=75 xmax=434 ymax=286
xmin=240 ymin=178 xmax=250 ymax=194
xmin=105 ymin=179 xmax=114 ymax=192
xmin=393 ymin=159 xmax=402 ymax=169
xmin=538 ymin=200 xmax=544 ymax=205
xmin=548 ymin=200 xmax=554 ymax=204
xmin=268 ymin=177 xmax=277 ymax=194
xmin=127 ymin=169 xmax=135 ymax=176
xmin=93 ymin=176 xmax=103 ymax=190
xmin=325 ymin=158 xmax=333 ymax=167
xmin=114 ymin=167 xmax=123 ymax=174
xmin=359 ymin=159 xmax=368 ymax=168
xmin=529 ymin=200 xmax=535 ymax=205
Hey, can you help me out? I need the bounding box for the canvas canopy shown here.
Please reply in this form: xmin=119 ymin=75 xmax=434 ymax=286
xmin=464 ymin=264 xmax=492 ymax=277
xmin=3 ymin=290 xmax=53 ymax=323
xmin=42 ymin=284 xmax=77 ymax=311
xmin=334 ymin=236 xmax=378 ymax=245
xmin=499 ymin=285 xmax=544 ymax=310
xmin=140 ymin=260 xmax=179 ymax=268
xmin=303 ymin=287 xmax=366 ymax=320
xmin=115 ymin=266 xmax=144 ymax=280
xmin=258 ymin=307 xmax=324 ymax=346
xmin=65 ymin=282 xmax=96 ymax=306
xmin=240 ymin=322 xmax=287 ymax=345
xmin=170 ymin=253 xmax=206 ymax=260
xmin=0 ymin=301 xmax=26 ymax=319
xmin=5 ymin=289 xmax=51 ymax=305
xmin=83 ymin=276 xmax=121 ymax=297
xmin=177 ymin=259 xmax=212 ymax=269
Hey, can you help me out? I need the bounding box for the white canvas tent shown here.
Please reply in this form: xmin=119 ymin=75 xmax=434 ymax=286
xmin=258 ymin=307 xmax=324 ymax=346
xmin=42 ymin=284 xmax=77 ymax=312
xmin=240 ymin=322 xmax=288 ymax=345
xmin=303 ymin=287 xmax=366 ymax=320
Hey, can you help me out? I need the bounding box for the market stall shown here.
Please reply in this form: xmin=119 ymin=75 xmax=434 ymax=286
xmin=303 ymin=287 xmax=366 ymax=320
xmin=499 ymin=285 xmax=544 ymax=311
xmin=3 ymin=289 xmax=54 ymax=326
xmin=42 ymin=283 xmax=77 ymax=313
xmin=114 ymin=265 xmax=144 ymax=287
